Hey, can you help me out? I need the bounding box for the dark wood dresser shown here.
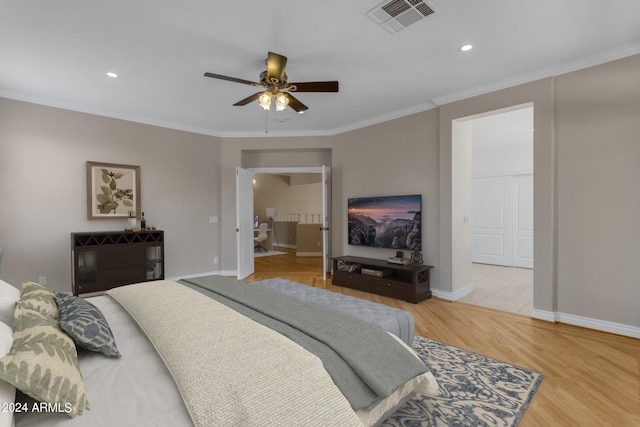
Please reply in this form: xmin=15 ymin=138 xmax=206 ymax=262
xmin=71 ymin=230 xmax=164 ymax=295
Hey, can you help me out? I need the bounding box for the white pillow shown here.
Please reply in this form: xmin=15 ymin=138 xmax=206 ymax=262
xmin=0 ymin=280 xmax=20 ymax=328
xmin=0 ymin=321 xmax=15 ymax=427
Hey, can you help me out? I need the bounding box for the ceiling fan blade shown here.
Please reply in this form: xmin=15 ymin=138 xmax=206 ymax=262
xmin=204 ymin=72 xmax=263 ymax=87
xmin=266 ymin=52 xmax=287 ymax=83
xmin=288 ymin=81 xmax=339 ymax=92
xmin=233 ymin=92 xmax=263 ymax=106
xmin=284 ymin=93 xmax=308 ymax=113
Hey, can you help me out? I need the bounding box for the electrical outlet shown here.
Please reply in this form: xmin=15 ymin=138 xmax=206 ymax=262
xmin=38 ymin=276 xmax=46 ymax=286
xmin=213 ymin=256 xmax=219 ymax=265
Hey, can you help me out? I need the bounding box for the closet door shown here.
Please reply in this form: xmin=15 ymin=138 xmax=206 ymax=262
xmin=512 ymin=174 xmax=534 ymax=268
xmin=472 ymin=176 xmax=512 ymax=266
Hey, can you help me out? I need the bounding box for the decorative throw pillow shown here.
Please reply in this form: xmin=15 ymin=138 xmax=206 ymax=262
xmin=0 ymin=295 xmax=88 ymax=417
xmin=55 ymin=293 xmax=121 ymax=358
xmin=0 ymin=321 xmax=16 ymax=427
xmin=20 ymin=281 xmax=58 ymax=320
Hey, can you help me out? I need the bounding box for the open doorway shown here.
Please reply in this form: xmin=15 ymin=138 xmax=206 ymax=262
xmin=453 ymin=104 xmax=534 ymax=315
xmin=253 ymin=172 xmax=323 ymax=255
xmin=237 ymin=166 xmax=330 ymax=280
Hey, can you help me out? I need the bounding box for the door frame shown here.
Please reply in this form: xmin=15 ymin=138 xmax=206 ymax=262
xmin=239 ymin=166 xmax=332 ymax=279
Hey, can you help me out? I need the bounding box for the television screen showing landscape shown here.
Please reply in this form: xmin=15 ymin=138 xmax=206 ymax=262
xmin=347 ymin=195 xmax=421 ymax=250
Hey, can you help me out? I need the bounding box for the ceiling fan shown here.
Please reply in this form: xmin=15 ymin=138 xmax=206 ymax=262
xmin=204 ymin=52 xmax=339 ymax=113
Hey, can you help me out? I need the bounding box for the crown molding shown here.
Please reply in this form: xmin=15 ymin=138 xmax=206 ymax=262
xmin=0 ymin=90 xmax=224 ymax=138
xmin=3 ymin=43 xmax=639 ymax=139
xmin=330 ymin=100 xmax=439 ymax=135
xmin=431 ymin=42 xmax=640 ymax=107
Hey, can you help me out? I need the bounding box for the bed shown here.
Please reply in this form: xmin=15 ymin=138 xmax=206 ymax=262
xmin=0 ymin=276 xmax=438 ymax=427
xmin=249 ymin=278 xmax=415 ymax=345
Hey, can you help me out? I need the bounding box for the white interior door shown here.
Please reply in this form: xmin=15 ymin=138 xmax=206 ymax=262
xmin=513 ymin=174 xmax=534 ymax=268
xmin=236 ymin=167 xmax=254 ymax=279
xmin=321 ymin=166 xmax=331 ymax=279
xmin=472 ymin=176 xmax=512 ymax=266
xmin=473 ymin=174 xmax=534 ymax=268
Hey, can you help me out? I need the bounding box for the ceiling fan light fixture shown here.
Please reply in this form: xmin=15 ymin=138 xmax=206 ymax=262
xmin=204 ymin=51 xmax=337 ymax=113
xmin=275 ymin=92 xmax=289 ymax=111
xmin=258 ymin=91 xmax=272 ymax=110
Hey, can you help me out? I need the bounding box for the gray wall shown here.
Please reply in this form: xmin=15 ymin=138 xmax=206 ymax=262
xmin=1 ymin=53 xmax=638 ymax=334
xmin=333 ymin=110 xmax=440 ymax=286
xmin=0 ymin=98 xmax=222 ymax=291
xmin=554 ymin=54 xmax=640 ymax=327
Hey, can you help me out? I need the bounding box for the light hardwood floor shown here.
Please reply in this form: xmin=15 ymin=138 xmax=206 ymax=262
xmin=248 ymin=250 xmax=640 ymax=427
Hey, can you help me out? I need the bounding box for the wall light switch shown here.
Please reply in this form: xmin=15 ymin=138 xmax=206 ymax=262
xmin=209 ymin=216 xmax=218 ymax=223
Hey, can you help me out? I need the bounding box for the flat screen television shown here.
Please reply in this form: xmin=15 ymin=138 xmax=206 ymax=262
xmin=347 ymin=194 xmax=421 ymax=250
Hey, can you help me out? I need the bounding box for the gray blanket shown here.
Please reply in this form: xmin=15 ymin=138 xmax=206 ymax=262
xmin=180 ymin=275 xmax=427 ymax=410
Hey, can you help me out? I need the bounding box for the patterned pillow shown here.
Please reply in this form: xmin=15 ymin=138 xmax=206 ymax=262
xmin=55 ymin=293 xmax=121 ymax=358
xmin=0 ymin=294 xmax=88 ymax=417
xmin=20 ymin=281 xmax=58 ymax=320
xmin=0 ymin=322 xmax=16 ymax=427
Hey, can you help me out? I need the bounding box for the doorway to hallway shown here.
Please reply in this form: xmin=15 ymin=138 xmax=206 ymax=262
xmin=452 ymin=104 xmax=534 ymax=315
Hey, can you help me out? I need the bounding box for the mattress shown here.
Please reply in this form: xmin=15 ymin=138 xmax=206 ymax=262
xmin=14 ymin=295 xmax=193 ymax=427
xmin=252 ymin=278 xmax=416 ymax=345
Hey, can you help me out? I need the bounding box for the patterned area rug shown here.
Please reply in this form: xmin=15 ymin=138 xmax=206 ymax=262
xmin=384 ymin=336 xmax=543 ymax=426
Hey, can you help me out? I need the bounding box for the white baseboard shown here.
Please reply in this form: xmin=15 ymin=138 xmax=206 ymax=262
xmin=169 ymin=270 xmax=224 ymax=280
xmin=274 ymin=243 xmax=296 ymax=249
xmin=530 ymin=308 xmax=556 ymax=322
xmin=431 ymin=283 xmax=474 ymax=301
xmin=534 ymin=310 xmax=640 ymax=339
xmin=432 ymin=287 xmax=639 ymax=339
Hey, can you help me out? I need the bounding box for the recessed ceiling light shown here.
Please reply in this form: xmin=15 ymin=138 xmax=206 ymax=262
xmin=459 ymin=44 xmax=473 ymax=52
xmin=106 ymin=72 xmax=118 ymax=78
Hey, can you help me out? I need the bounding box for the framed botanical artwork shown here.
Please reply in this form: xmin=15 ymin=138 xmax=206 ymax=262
xmin=86 ymin=161 xmax=141 ymax=219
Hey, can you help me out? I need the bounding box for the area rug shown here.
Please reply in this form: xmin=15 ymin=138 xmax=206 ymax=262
xmin=254 ymin=250 xmax=288 ymax=258
xmin=384 ymin=336 xmax=543 ymax=426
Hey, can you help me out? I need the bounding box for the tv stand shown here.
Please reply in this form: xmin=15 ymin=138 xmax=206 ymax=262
xmin=332 ymin=256 xmax=432 ymax=303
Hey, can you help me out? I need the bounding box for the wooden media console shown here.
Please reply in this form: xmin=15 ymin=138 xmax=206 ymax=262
xmin=332 ymin=256 xmax=432 ymax=303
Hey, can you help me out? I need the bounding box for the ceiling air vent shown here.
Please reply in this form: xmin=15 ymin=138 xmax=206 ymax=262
xmin=367 ymin=0 xmax=436 ymax=34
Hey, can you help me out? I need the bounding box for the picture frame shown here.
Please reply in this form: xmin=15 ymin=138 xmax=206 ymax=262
xmin=86 ymin=161 xmax=141 ymax=219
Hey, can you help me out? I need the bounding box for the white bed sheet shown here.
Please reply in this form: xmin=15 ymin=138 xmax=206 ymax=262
xmin=15 ymin=295 xmax=193 ymax=427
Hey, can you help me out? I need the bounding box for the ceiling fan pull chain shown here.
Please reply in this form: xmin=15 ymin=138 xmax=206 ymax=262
xmin=265 ymin=110 xmax=268 ymax=134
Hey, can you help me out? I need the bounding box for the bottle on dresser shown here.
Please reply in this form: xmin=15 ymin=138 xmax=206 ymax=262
xmin=140 ymin=212 xmax=146 ymax=230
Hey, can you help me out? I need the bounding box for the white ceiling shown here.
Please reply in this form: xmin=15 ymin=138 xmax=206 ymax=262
xmin=1 ymin=1 xmax=639 ymax=138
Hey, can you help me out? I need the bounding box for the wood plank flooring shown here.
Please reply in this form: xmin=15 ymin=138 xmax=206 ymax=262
xmin=247 ymin=250 xmax=640 ymax=427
